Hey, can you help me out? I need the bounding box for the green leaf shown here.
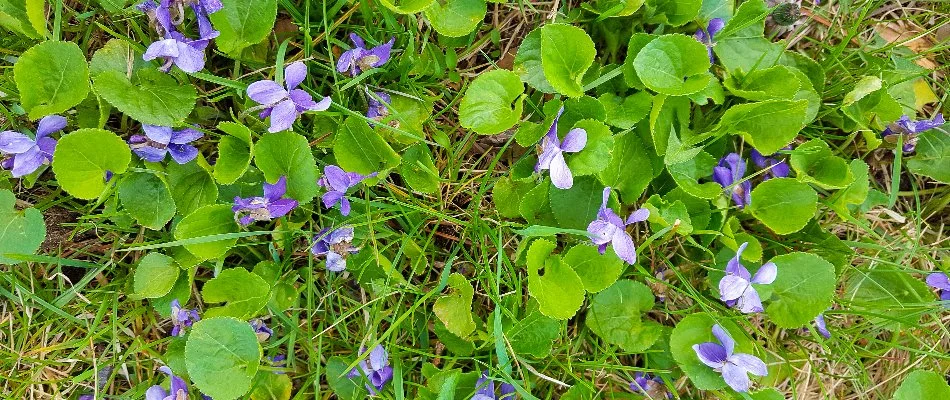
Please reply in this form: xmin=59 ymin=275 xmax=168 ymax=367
xmin=379 ymin=0 xmax=434 ymax=14
xmin=89 ymin=39 xmax=150 ymax=78
xmin=202 ymin=267 xmax=271 ymax=319
xmin=841 ymin=88 xmax=902 ymax=131
xmin=842 ymin=76 xmax=882 ymax=106
xmin=893 ymin=370 xmax=950 ymax=400
xmin=667 ymin=150 xmax=722 ymax=200
xmin=646 ymin=0 xmax=702 ymax=26
xmin=493 ymin=176 xmax=534 ymax=219
xmin=597 ymin=131 xmax=660 ymax=202
xmin=93 ymin=68 xmax=197 ymax=126
xmin=512 ymin=28 xmax=555 ymax=93
xmin=434 ymin=322 xmax=475 ymax=356
xmin=215 ymin=122 xmax=254 ymax=185
xmin=254 ymin=131 xmax=319 ymax=203
xmin=0 ymin=0 xmax=46 ymax=38
xmin=749 ymin=178 xmax=817 ymax=235
xmin=424 ymin=0 xmax=486 ymax=38
xmin=548 ymin=176 xmax=602 ymax=230
xmin=566 ymin=119 xmax=613 ymax=176
xmin=433 ymin=273 xmax=476 ymax=338
xmin=152 ymin=266 xmax=194 ymax=317
xmin=118 ymin=172 xmax=176 ymax=230
xmin=526 ymin=240 xmax=585 ymax=320
xmin=724 ymin=65 xmax=800 ymax=101
xmin=508 ymin=310 xmax=560 ymax=358
xmin=563 ymin=245 xmax=624 ymax=293
xmin=699 ymin=0 xmax=734 ymax=21
xmin=51 ymin=128 xmax=131 ymax=200
xmin=790 ymin=139 xmax=855 ymax=189
xmin=174 ymin=204 xmax=239 ymax=260
xmin=167 ymin=158 xmax=219 ymax=217
xmin=132 ymin=252 xmax=179 ymax=299
xmin=249 ymin=370 xmax=293 ymax=400
xmin=0 ymin=189 xmax=45 ymax=265
xmin=633 ymin=34 xmax=710 ymax=96
xmin=834 ymin=159 xmax=870 ymax=208
xmin=327 ymin=356 xmax=365 ymax=400
xmin=621 ymin=33 xmax=658 ymax=89
xmin=586 ymin=280 xmax=661 ymax=352
xmin=14 ymin=41 xmax=89 ymax=119
xmin=670 ymin=313 xmax=755 ymax=390
xmin=540 ymin=23 xmax=596 ymax=98
xmin=645 ymin=196 xmax=693 ymax=236
xmin=715 ymin=100 xmax=808 ymax=155
xmin=459 ymin=69 xmax=525 ymax=135
xmin=209 ymin=0 xmax=277 ymax=55
xmin=334 ymin=117 xmax=401 ymax=175
xmin=587 ymin=0 xmax=645 ymax=16
xmin=599 ymin=92 xmax=652 ymax=130
xmin=400 ymin=144 xmax=440 ymax=194
xmin=907 ymin=130 xmax=950 ymax=184
xmin=185 ymin=317 xmax=262 ymax=400
xmin=764 ymin=252 xmax=836 ymax=328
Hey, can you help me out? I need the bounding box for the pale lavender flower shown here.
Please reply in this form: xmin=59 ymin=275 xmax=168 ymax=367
xmin=232 ymin=176 xmax=299 ymax=226
xmin=712 ymin=153 xmax=752 ymax=209
xmin=143 ymin=30 xmax=213 ymax=73
xmin=310 ymin=227 xmax=359 ymax=272
xmin=535 ymin=107 xmax=587 ymax=190
xmin=146 ymin=366 xmax=189 ymax=400
xmin=367 ymin=92 xmax=391 ymax=121
xmin=473 ymin=372 xmax=516 ymax=400
xmin=169 ymin=299 xmax=199 ymax=337
xmin=129 ymin=124 xmax=202 ymax=164
xmin=0 ymin=115 xmax=64 ymax=177
xmin=926 ymin=272 xmax=950 ymax=304
xmin=750 ymin=147 xmax=791 ymax=181
xmin=882 ymin=114 xmax=945 ymax=152
xmin=250 ymin=319 xmax=273 ymax=342
xmin=692 ymin=324 xmax=768 ymax=392
xmin=337 ymin=33 xmax=395 ymax=77
xmin=719 ymin=242 xmax=777 ymax=314
xmin=317 ymin=165 xmax=377 ymax=216
xmin=814 ymin=313 xmax=831 ymax=339
xmin=587 ymin=187 xmax=649 ymax=265
xmin=247 ymin=61 xmax=332 ymax=133
xmin=695 ymin=18 xmax=725 ymax=64
xmin=347 ymin=345 xmax=393 ymax=395
xmin=629 ymin=372 xmax=670 ymax=399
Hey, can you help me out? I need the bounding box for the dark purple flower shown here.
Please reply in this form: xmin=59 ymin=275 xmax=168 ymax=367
xmin=146 ymin=366 xmax=189 ymax=400
xmin=267 ymin=354 xmax=288 ymax=375
xmin=713 ymin=153 xmax=752 ymax=209
xmin=336 ymin=33 xmax=395 ymax=77
xmin=587 ymin=187 xmax=649 ymax=265
xmin=129 ymin=125 xmax=202 ymax=164
xmin=247 ymin=61 xmax=332 ymax=133
xmin=695 ymin=18 xmax=725 ymax=64
xmin=814 ymin=313 xmax=831 ymax=339
xmin=473 ymin=372 xmax=516 ymax=400
xmin=251 ymin=318 xmax=273 ymax=342
xmin=78 ymin=395 xmax=94 ymax=400
xmin=232 ymin=176 xmax=299 ymax=226
xmin=692 ymin=324 xmax=768 ymax=392
xmin=317 ymin=165 xmax=377 ymax=216
xmin=750 ymin=147 xmax=791 ymax=180
xmin=536 ymin=107 xmax=587 ymax=190
xmin=347 ymin=345 xmax=393 ymax=395
xmin=143 ymin=30 xmax=212 ymax=73
xmin=310 ymin=227 xmax=359 ymax=272
xmin=367 ymin=92 xmax=391 ymax=121
xmin=719 ymin=242 xmax=777 ymax=314
xmin=926 ymin=272 xmax=950 ymax=304
xmin=0 ymin=115 xmax=64 ymax=177
xmin=169 ymin=299 xmax=199 ymax=337
xmin=882 ymin=114 xmax=945 ymax=152
xmin=629 ymin=372 xmax=670 ymax=398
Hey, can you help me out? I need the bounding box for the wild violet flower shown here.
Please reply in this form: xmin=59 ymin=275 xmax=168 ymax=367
xmin=146 ymin=366 xmax=188 ymax=400
xmin=712 ymin=153 xmax=752 ymax=209
xmin=587 ymin=187 xmax=649 ymax=265
xmin=719 ymin=242 xmax=777 ymax=314
xmin=247 ymin=61 xmax=332 ymax=133
xmin=926 ymin=272 xmax=950 ymax=304
xmin=269 ymin=354 xmax=287 ymax=374
xmin=347 ymin=345 xmax=393 ymax=395
xmin=129 ymin=124 xmax=202 ymax=164
xmin=367 ymin=91 xmax=391 ymax=121
xmin=814 ymin=313 xmax=831 ymax=339
xmin=536 ymin=107 xmax=587 ymax=190
xmin=169 ymin=299 xmax=199 ymax=337
xmin=310 ymin=227 xmax=360 ymax=272
xmin=629 ymin=372 xmax=670 ymax=399
xmin=143 ymin=30 xmax=213 ymax=73
xmin=882 ymin=114 xmax=945 ymax=152
xmin=337 ymin=33 xmax=395 ymax=77
xmin=694 ymin=18 xmax=724 ymax=64
xmin=232 ymin=176 xmax=299 ymax=226
xmin=250 ymin=319 xmax=273 ymax=342
xmin=317 ymin=165 xmax=377 ymax=216
xmin=692 ymin=324 xmax=768 ymax=392
xmin=750 ymin=148 xmax=791 ymax=181
xmin=473 ymin=372 xmax=516 ymax=400
xmin=0 ymin=115 xmax=64 ymax=177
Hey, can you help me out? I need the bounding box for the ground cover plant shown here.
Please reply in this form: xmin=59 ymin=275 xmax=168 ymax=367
xmin=0 ymin=0 xmax=948 ymax=399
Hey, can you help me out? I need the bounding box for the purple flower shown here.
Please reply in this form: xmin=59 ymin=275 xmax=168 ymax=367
xmin=629 ymin=372 xmax=670 ymax=399
xmin=814 ymin=313 xmax=831 ymax=339
xmin=712 ymin=153 xmax=752 ymax=209
xmin=247 ymin=61 xmax=332 ymax=133
xmin=310 ymin=227 xmax=359 ymax=272
xmin=317 ymin=165 xmax=377 ymax=216
xmin=587 ymin=187 xmax=649 ymax=265
xmin=535 ymin=107 xmax=587 ymax=190
xmin=926 ymin=272 xmax=950 ymax=304
xmin=232 ymin=176 xmax=299 ymax=226
xmin=336 ymin=33 xmax=395 ymax=77
xmin=251 ymin=318 xmax=273 ymax=342
xmin=692 ymin=324 xmax=768 ymax=392
xmin=129 ymin=125 xmax=202 ymax=164
xmin=143 ymin=30 xmax=212 ymax=73
xmin=750 ymin=148 xmax=791 ymax=180
xmin=169 ymin=299 xmax=199 ymax=337
xmin=268 ymin=354 xmax=287 ymax=374
xmin=78 ymin=396 xmax=94 ymax=400
xmin=473 ymin=372 xmax=516 ymax=400
xmin=0 ymin=115 xmax=64 ymax=177
xmin=719 ymin=242 xmax=777 ymax=313
xmin=367 ymin=92 xmax=391 ymax=121
xmin=146 ymin=366 xmax=189 ymax=400
xmin=695 ymin=18 xmax=724 ymax=64
xmin=347 ymin=345 xmax=393 ymax=395
xmin=882 ymin=114 xmax=945 ymax=152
